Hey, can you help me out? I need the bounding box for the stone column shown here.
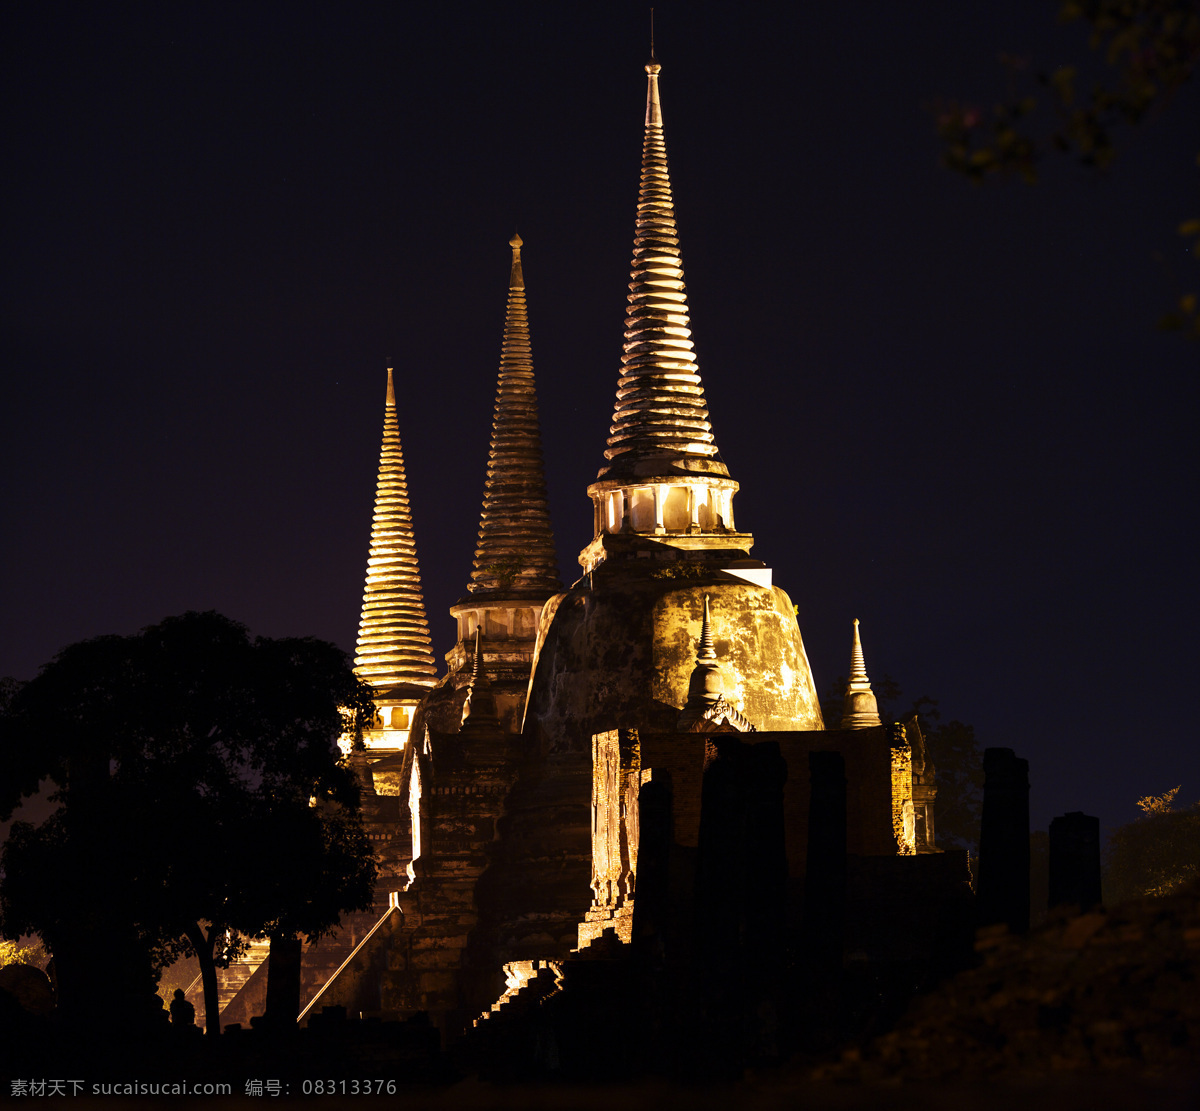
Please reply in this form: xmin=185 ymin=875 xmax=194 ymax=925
xmin=976 ymin=748 xmax=1030 ymax=933
xmin=803 ymin=750 xmax=847 ymax=968
xmin=1048 ymin=811 xmax=1102 ymax=913
xmin=263 ymin=933 xmax=303 ymax=1029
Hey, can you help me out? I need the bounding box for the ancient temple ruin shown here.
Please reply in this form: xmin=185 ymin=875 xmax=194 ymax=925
xmin=201 ymin=51 xmax=973 ymax=1064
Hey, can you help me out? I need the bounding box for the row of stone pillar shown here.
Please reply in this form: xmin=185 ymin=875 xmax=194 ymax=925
xmin=804 ymin=746 xmax=1103 ymax=949
xmin=976 ymin=748 xmax=1102 ymax=933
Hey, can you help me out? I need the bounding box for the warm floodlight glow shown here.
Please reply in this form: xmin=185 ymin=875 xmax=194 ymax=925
xmin=891 ymin=741 xmax=917 ymax=856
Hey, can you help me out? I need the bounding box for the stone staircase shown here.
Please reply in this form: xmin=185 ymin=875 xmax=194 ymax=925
xmin=463 ymin=928 xmax=635 ymax=1079
xmin=473 ymin=959 xmax=565 ymax=1029
xmin=182 ymin=938 xmax=272 ymax=1033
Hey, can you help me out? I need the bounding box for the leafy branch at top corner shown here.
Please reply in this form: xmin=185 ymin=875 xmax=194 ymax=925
xmin=936 ymin=1 xmax=1200 ymax=337
xmin=936 ymin=1 xmax=1199 ymax=182
xmin=1136 ymin=784 xmax=1183 ymax=813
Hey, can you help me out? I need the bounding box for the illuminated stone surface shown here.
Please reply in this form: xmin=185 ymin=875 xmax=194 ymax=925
xmin=906 ymin=715 xmax=939 ymax=852
xmin=677 ymin=594 xmax=758 ymax=733
xmin=890 ymin=735 xmax=917 ymax=856
xmin=379 ymin=712 xmax=522 ymax=1032
xmin=459 ymin=629 xmax=499 ymax=731
xmin=576 ymin=728 xmax=640 ymax=949
xmin=526 ymin=542 xmax=822 ymax=752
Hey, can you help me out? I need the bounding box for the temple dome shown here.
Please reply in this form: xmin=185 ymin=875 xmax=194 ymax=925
xmin=522 ymin=539 xmax=823 ymax=753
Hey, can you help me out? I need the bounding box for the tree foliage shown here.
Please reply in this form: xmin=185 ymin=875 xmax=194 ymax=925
xmin=0 ymin=612 xmax=378 ymax=1034
xmin=0 ymin=937 xmax=49 ymax=971
xmin=935 ymin=0 xmax=1200 ymax=336
xmin=1136 ymin=784 xmax=1182 ymax=813
xmin=1104 ymin=785 xmax=1200 ymax=903
xmin=821 ymin=676 xmax=983 ymax=851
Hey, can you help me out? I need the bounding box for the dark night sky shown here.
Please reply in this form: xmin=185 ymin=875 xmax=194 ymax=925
xmin=2 ymin=1 xmax=1197 ymax=842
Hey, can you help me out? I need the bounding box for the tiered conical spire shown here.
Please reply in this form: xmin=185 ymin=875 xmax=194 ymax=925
xmin=460 ymin=629 xmax=499 ymax=730
xmin=465 ymin=234 xmax=561 ymax=600
xmin=597 ymin=53 xmax=728 ymax=481
xmin=841 ymin=619 xmax=882 ymax=729
xmin=687 ymin=594 xmax=722 ymax=702
xmin=678 ymin=595 xmax=756 ymax=732
xmin=353 ymin=368 xmax=438 ymax=692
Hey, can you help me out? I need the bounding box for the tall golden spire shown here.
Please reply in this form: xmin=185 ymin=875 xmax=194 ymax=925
xmin=353 ymin=368 xmax=438 ymax=693
xmin=597 ymin=53 xmax=727 ymax=482
xmin=581 ymin=53 xmax=747 ymax=567
xmin=841 ymin=619 xmax=882 ymax=729
xmin=464 ymin=234 xmax=561 ymax=602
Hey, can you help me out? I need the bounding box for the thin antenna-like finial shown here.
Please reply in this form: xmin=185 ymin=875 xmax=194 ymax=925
xmin=697 ymin=595 xmax=716 ymax=662
xmin=461 ymin=625 xmax=500 ymax=729
xmin=471 ymin=626 xmax=483 ymax=683
xmin=849 ymin=617 xmax=869 ymax=683
xmin=650 ymin=8 xmax=656 ymax=60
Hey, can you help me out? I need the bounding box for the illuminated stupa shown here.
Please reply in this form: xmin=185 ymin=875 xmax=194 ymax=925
xmin=580 ymin=54 xmax=748 ymax=571
xmin=841 ymin=618 xmax=883 ymax=729
xmin=351 ymin=367 xmax=438 ymax=755
xmin=422 ymin=235 xmax=561 ymax=734
xmin=523 ymin=53 xmax=823 ymax=755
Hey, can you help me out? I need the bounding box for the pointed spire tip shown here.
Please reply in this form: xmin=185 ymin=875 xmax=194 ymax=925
xmin=508 ymin=230 xmax=525 ymax=290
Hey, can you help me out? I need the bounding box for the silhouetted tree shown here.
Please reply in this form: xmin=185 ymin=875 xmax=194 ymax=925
xmin=935 ymin=0 xmax=1200 ymax=335
xmin=1104 ymin=786 xmax=1200 ymax=903
xmin=0 ymin=612 xmax=377 ymax=1037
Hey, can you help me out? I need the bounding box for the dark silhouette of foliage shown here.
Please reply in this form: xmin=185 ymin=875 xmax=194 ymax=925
xmin=1104 ymin=787 xmax=1200 ymax=903
xmin=0 ymin=612 xmax=377 ymax=1036
xmin=935 ymin=0 xmax=1200 ymax=336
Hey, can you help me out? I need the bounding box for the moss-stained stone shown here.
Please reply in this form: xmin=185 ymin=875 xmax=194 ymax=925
xmin=524 ymin=535 xmax=823 ymax=756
